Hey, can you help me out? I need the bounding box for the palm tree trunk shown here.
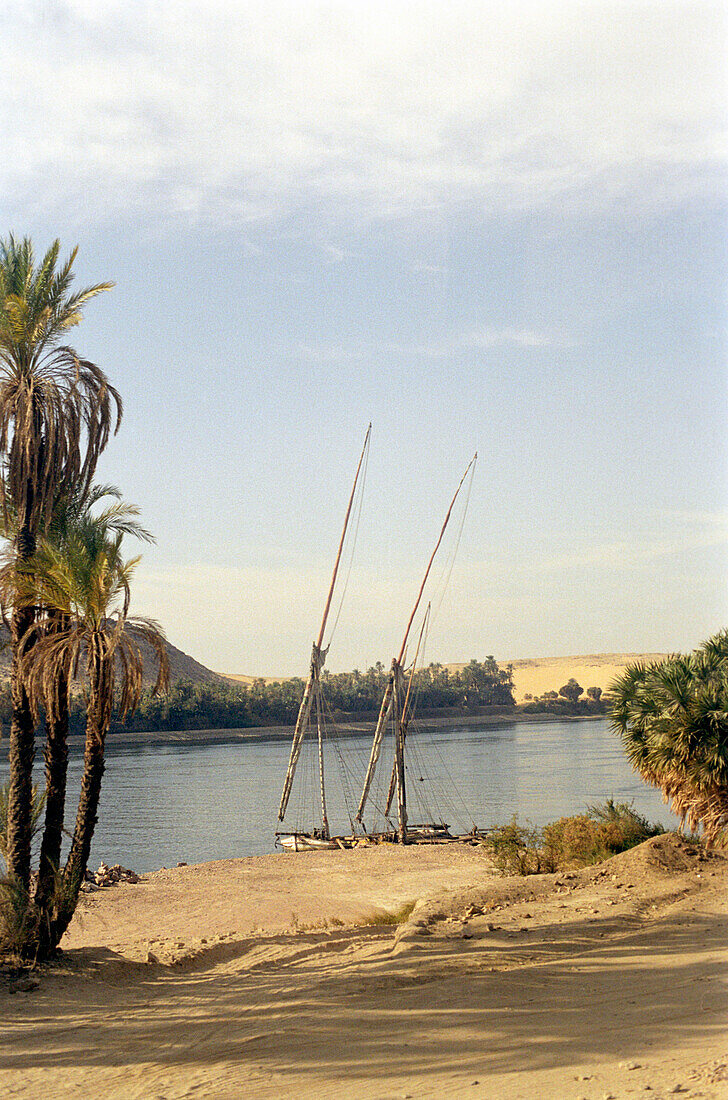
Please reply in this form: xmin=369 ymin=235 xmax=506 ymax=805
xmin=51 ymin=639 xmax=111 ymax=946
xmin=6 ymin=513 xmax=37 ymax=891
xmin=35 ymin=625 xmax=70 ymax=912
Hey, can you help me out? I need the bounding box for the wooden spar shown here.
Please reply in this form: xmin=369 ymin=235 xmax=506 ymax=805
xmin=277 ymin=424 xmax=371 ymax=824
xmin=355 ymin=668 xmax=394 ymax=821
xmin=315 ymin=683 xmax=329 ymax=839
xmin=356 ymin=454 xmax=477 ymax=825
xmin=395 ymin=453 xmax=477 ymax=667
xmin=316 ymin=422 xmax=372 ymax=653
xmin=384 ymin=607 xmax=431 ymax=822
xmin=393 ymin=664 xmax=407 ymax=843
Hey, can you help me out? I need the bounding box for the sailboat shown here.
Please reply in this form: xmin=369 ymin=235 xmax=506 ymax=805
xmin=277 ymin=446 xmax=479 ymax=851
xmin=356 ymin=454 xmax=477 ymax=845
xmin=276 ymin=425 xmax=371 ymax=851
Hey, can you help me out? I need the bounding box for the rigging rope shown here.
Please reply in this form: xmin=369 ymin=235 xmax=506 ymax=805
xmin=325 ymin=433 xmax=370 ymax=650
xmin=429 ymin=456 xmax=476 ymax=628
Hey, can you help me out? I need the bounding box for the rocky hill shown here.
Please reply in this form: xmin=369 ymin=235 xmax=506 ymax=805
xmin=0 ymin=625 xmax=223 ymax=686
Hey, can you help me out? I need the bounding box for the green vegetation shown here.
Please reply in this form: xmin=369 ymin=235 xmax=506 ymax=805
xmin=485 ymin=799 xmax=664 ymax=875
xmin=100 ymin=656 xmax=513 ymax=732
xmin=609 ymin=630 xmax=728 ymax=846
xmin=0 ymin=656 xmax=516 ymax=733
xmin=521 ymin=677 xmax=607 ymax=716
xmin=0 ymin=237 xmax=164 ymax=959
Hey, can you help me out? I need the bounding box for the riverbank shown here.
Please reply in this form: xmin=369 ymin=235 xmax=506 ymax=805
xmin=5 ymin=707 xmax=605 ymax=753
xmin=3 ymin=833 xmax=726 ymax=1098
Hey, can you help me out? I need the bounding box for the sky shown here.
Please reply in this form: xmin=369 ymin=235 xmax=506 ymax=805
xmin=2 ymin=0 xmax=727 ymax=675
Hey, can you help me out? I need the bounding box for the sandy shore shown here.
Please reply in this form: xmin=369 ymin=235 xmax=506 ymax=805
xmin=3 ymin=835 xmax=727 ymax=1099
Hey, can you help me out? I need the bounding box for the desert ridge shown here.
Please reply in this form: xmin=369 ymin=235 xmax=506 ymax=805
xmin=222 ymin=652 xmax=670 ymax=703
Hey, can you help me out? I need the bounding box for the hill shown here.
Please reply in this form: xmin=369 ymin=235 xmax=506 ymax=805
xmin=500 ymin=652 xmax=668 ymax=703
xmin=0 ymin=625 xmax=223 ymax=687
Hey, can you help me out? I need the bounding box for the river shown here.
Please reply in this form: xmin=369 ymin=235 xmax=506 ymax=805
xmin=0 ymin=717 xmax=675 ymax=872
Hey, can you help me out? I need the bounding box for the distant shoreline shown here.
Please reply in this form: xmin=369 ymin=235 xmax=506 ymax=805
xmin=0 ymin=708 xmax=607 ymax=755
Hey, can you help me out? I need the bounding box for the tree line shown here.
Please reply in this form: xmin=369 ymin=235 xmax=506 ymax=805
xmin=521 ymin=677 xmax=607 ymax=716
xmin=127 ymin=656 xmax=514 ymax=730
xmin=0 ymin=656 xmax=516 ymax=734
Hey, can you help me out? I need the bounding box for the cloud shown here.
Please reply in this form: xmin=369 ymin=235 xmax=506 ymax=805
xmin=462 ymin=327 xmax=574 ymax=350
xmin=295 ymin=342 xmax=367 ymax=364
xmin=411 ymin=263 xmax=448 ymax=276
xmin=289 ymin=324 xmax=573 ymax=364
xmin=1 ymin=0 xmax=724 ymax=229
xmin=510 ymin=513 xmax=728 ymax=576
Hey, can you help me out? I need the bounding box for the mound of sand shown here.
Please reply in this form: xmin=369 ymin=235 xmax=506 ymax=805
xmin=222 ymin=653 xmax=671 ymax=704
xmin=2 ymin=835 xmax=726 ymax=1099
xmin=498 ymin=652 xmax=669 ymax=702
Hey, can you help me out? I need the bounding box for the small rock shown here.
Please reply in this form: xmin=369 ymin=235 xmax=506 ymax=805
xmin=9 ymin=976 xmax=39 ymax=994
xmin=462 ymin=932 xmax=473 ymax=939
xmin=146 ymin=951 xmax=159 ymax=964
xmin=177 ymin=861 xmax=187 ymax=867
xmin=620 ymin=1060 xmax=641 ymax=1070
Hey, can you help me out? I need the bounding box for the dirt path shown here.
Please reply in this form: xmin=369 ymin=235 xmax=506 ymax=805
xmin=2 ymin=836 xmax=727 ymax=1099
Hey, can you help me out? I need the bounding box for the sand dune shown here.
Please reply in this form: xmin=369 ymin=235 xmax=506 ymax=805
xmin=3 ymin=834 xmax=726 ymax=1099
xmin=223 ymin=652 xmax=671 ymax=704
xmin=497 ymin=651 xmax=669 ymax=702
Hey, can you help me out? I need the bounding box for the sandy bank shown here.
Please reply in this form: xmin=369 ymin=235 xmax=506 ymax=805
xmin=3 ymin=835 xmax=727 ymax=1099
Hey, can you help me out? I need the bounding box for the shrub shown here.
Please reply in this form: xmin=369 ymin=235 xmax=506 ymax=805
xmin=487 ymin=800 xmax=664 ymax=875
xmin=485 ymin=817 xmax=546 ymax=875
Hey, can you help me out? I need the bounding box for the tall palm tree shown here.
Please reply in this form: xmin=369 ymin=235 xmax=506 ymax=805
xmin=32 ymin=486 xmax=153 ymax=913
xmin=609 ymin=630 xmax=728 ymax=845
xmin=0 ymin=236 xmax=121 ymax=890
xmin=14 ymin=518 xmax=168 ymax=951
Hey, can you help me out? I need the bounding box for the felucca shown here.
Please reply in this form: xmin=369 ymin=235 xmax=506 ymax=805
xmin=276 ymin=425 xmax=371 ymax=851
xmin=356 ymin=454 xmax=478 ymax=844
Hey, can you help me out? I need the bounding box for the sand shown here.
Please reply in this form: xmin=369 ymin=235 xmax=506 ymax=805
xmin=222 ymin=653 xmax=671 ymax=704
xmin=2 ymin=835 xmax=727 ymax=1099
xmin=499 ymin=653 xmax=669 ymax=703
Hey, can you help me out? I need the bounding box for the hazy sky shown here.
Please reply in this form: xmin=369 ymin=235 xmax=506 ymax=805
xmin=2 ymin=0 xmax=727 ymax=674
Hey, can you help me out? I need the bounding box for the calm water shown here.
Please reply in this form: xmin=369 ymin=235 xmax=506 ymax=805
xmin=0 ymin=717 xmax=675 ymax=873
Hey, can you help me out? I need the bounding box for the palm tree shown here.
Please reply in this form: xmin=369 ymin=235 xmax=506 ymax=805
xmin=31 ymin=486 xmax=153 ymax=914
xmin=14 ymin=517 xmax=168 ymax=951
xmin=0 ymin=235 xmax=121 ymax=890
xmin=609 ymin=630 xmax=728 ymax=845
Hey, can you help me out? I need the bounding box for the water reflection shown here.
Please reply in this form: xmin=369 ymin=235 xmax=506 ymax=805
xmin=0 ymin=718 xmax=676 ymax=872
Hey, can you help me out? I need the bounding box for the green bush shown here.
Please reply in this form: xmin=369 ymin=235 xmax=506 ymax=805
xmin=485 ymin=817 xmax=546 ymax=875
xmin=487 ymin=800 xmax=664 ymax=875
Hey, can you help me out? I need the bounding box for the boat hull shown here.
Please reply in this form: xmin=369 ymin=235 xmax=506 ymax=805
xmin=278 ymin=833 xmax=340 ymax=852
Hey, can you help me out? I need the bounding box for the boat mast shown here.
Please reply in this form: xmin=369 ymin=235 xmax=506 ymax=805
xmin=277 ymin=424 xmax=371 ymax=828
xmin=384 ymin=606 xmax=430 ymax=824
xmin=356 ymin=454 xmax=477 ymax=840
